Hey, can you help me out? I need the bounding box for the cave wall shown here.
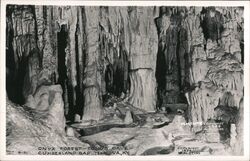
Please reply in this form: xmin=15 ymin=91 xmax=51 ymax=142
xmin=153 ymin=7 xmax=244 ymax=125
xmin=183 ymin=7 xmax=244 ymax=123
xmin=6 ymin=6 xmax=244 ymax=124
xmin=98 ymin=6 xmax=159 ymax=112
xmin=6 ymin=5 xmax=159 ymax=120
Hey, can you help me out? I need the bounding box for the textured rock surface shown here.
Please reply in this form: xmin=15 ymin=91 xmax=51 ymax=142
xmin=183 ymin=8 xmax=244 ymax=150
xmin=98 ymin=7 xmax=159 ymax=112
xmin=183 ymin=7 xmax=244 ymax=123
xmin=81 ymin=7 xmax=104 ymax=121
xmin=6 ymin=5 xmax=244 ymax=156
xmin=154 ymin=7 xmax=244 ymax=123
xmin=6 ymin=5 xmax=244 ymax=118
xmin=233 ymin=98 xmax=244 ymax=155
xmin=80 ymin=127 xmax=174 ymax=155
xmin=6 ymin=94 xmax=89 ymax=155
xmin=24 ymin=84 xmax=66 ymax=132
xmin=6 ymin=5 xmax=160 ymax=119
xmin=79 ymin=115 xmax=190 ymax=155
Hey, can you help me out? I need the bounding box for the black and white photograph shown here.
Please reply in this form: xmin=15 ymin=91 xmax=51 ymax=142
xmin=0 ymin=0 xmax=249 ymax=160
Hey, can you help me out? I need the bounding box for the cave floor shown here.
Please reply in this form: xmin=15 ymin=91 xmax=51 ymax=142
xmin=67 ymin=95 xmax=232 ymax=156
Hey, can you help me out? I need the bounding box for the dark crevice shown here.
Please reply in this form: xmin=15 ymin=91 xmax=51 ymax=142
xmin=105 ymin=48 xmax=130 ymax=97
xmin=6 ymin=17 xmax=18 ymax=103
xmin=176 ymin=29 xmax=182 ymax=93
xmin=155 ymin=45 xmax=167 ymax=107
xmin=240 ymin=42 xmax=244 ymax=64
xmin=57 ymin=25 xmax=72 ymax=120
xmin=6 ymin=6 xmax=29 ymax=104
xmin=155 ymin=11 xmax=187 ymax=108
xmin=74 ymin=21 xmax=84 ymax=120
xmin=201 ymin=7 xmax=224 ymax=43
xmin=100 ymin=23 xmax=130 ymax=99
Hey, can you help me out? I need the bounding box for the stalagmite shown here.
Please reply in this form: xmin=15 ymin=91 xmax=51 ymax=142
xmin=234 ymin=98 xmax=244 ymax=155
xmin=66 ymin=126 xmax=75 ymax=137
xmin=124 ymin=110 xmax=133 ymax=124
xmin=230 ymin=124 xmax=237 ymax=147
xmin=74 ymin=114 xmax=81 ymax=123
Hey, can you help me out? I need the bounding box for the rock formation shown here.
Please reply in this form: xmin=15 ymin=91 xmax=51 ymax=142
xmin=6 ymin=88 xmax=89 ymax=155
xmin=6 ymin=6 xmax=160 ymax=120
xmin=184 ymin=7 xmax=243 ymax=123
xmin=124 ymin=110 xmax=133 ymax=124
xmin=6 ymin=5 xmax=244 ymax=155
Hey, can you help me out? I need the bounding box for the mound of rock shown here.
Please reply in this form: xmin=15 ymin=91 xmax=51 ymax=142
xmin=6 ymin=85 xmax=89 ymax=155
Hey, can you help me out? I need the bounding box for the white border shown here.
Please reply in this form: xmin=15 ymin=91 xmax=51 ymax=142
xmin=0 ymin=1 xmax=249 ymax=161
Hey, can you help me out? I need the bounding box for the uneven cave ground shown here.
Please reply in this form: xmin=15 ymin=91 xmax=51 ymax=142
xmin=6 ymin=6 xmax=244 ymax=155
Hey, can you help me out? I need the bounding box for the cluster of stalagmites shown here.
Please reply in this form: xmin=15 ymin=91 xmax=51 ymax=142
xmin=6 ymin=5 xmax=244 ymax=155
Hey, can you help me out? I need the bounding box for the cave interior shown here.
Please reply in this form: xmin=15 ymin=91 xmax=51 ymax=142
xmin=5 ymin=5 xmax=244 ymax=155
